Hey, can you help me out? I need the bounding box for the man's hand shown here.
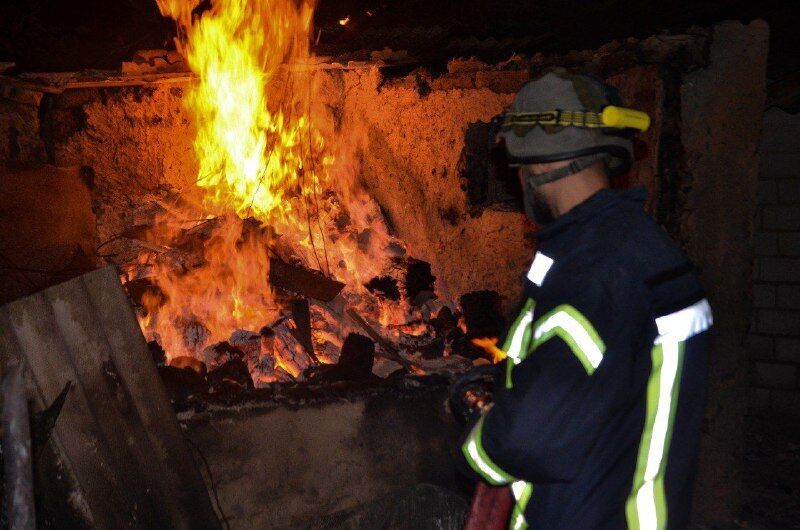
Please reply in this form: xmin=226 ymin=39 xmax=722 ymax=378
xmin=449 ymin=364 xmax=502 ymax=425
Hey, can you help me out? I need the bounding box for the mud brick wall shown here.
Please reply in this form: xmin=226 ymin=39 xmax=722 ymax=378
xmin=749 ymin=108 xmax=800 ymax=415
xmin=0 ymin=49 xmax=669 ymax=316
xmin=344 ymin=60 xmax=663 ymax=316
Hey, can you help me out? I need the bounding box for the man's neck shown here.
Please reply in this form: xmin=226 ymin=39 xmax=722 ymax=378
xmin=549 ymin=165 xmax=609 ymax=218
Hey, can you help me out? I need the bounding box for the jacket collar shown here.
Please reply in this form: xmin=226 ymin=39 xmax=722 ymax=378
xmin=534 ymin=186 xmax=647 ymax=242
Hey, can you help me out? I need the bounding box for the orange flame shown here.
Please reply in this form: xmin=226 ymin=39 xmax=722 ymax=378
xmin=157 ymin=0 xmax=318 ymax=222
xmin=136 ymin=0 xmax=410 ymax=377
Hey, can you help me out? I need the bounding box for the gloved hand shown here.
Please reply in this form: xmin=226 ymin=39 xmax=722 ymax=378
xmin=448 ymin=363 xmax=503 ymax=425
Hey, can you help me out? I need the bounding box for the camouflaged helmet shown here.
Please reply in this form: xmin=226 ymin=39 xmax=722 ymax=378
xmin=498 ymin=69 xmax=640 ymax=183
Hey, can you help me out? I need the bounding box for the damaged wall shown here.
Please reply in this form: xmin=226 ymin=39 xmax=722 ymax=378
xmin=677 ymin=20 xmax=769 ymax=525
xmin=0 ymin=42 xmax=671 ymax=316
xmin=180 ymin=381 xmax=463 ymax=529
xmin=0 ymin=20 xmax=770 ymax=527
xmin=749 ymin=107 xmax=800 ymax=415
xmin=0 ymin=164 xmax=96 ymax=304
xmin=342 ymin=61 xmax=666 ymax=312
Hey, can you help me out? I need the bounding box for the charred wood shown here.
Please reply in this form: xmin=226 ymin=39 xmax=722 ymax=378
xmin=404 ymin=259 xmax=436 ymax=303
xmin=364 ymin=275 xmax=400 ymax=301
xmin=158 ymin=365 xmax=210 ymax=405
xmin=201 ymin=341 xmax=244 ymax=370
xmin=307 ymin=333 xmax=375 ymax=383
xmin=169 ymin=355 xmax=207 ymax=377
xmin=148 ymin=339 xmax=166 ymax=366
xmin=290 ymin=299 xmax=319 ymax=365
xmin=459 ymin=290 xmax=505 ymax=342
xmin=207 ymin=359 xmax=254 ymax=394
xmin=345 ymin=308 xmax=420 ymax=372
xmin=268 ymin=257 xmax=345 ymax=302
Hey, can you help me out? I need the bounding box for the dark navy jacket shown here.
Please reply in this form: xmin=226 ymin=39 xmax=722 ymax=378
xmin=461 ymin=188 xmax=711 ymax=530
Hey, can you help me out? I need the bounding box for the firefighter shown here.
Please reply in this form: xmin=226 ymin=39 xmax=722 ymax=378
xmin=460 ymin=70 xmax=712 ymax=530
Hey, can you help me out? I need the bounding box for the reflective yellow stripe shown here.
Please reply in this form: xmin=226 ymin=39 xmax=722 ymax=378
xmin=503 ymin=298 xmax=535 ymax=389
xmin=626 ymin=299 xmax=711 ymax=530
xmin=461 ymin=415 xmax=515 ymax=486
xmin=509 ymin=481 xmax=533 ymax=530
xmin=626 ymin=342 xmax=684 ymax=530
xmin=502 ymin=298 xmax=535 ymax=361
xmin=531 ymin=304 xmax=605 ymax=375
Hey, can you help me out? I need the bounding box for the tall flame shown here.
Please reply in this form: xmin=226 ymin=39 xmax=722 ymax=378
xmin=139 ymin=0 xmax=402 ymax=378
xmin=157 ymin=0 xmax=319 ymax=223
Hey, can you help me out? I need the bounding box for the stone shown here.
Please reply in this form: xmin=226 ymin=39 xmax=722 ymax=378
xmin=778 ymin=180 xmax=800 ymax=203
xmin=678 ymin=20 xmax=769 ymax=525
xmin=760 ymin=257 xmax=800 ymax=283
xmin=752 ymin=284 xmax=776 ymax=308
xmin=750 ymin=388 xmax=770 ymax=412
xmin=755 ymin=362 xmax=797 ymax=389
xmin=770 ymin=390 xmax=800 ymax=416
xmin=777 ymin=285 xmax=800 ymax=309
xmin=754 ymin=233 xmax=779 ymax=256
xmin=757 ymin=179 xmax=778 ymax=204
xmin=776 ymin=338 xmax=800 ymax=363
xmin=757 ymin=310 xmax=800 ymax=336
xmin=762 ymin=205 xmax=800 ymax=231
xmin=746 ymin=334 xmax=774 ymax=360
xmin=779 ymin=233 xmax=800 ymax=255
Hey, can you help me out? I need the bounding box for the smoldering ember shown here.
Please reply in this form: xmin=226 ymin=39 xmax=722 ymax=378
xmin=0 ymin=0 xmax=798 ymax=529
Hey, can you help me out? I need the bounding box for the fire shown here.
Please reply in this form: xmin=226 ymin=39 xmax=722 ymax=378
xmin=156 ymin=0 xmax=318 ymax=222
xmin=136 ymin=0 xmax=408 ymax=381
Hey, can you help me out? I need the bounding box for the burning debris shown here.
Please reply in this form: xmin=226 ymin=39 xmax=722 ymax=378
xmin=110 ymin=0 xmax=501 ymax=394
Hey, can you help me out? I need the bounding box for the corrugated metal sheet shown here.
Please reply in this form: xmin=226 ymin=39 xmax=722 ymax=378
xmin=0 ymin=266 xmax=220 ymax=529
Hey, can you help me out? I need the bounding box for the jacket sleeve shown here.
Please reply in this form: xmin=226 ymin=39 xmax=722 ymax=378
xmin=461 ymin=273 xmax=633 ymax=485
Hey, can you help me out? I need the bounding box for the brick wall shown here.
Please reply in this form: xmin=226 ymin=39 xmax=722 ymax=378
xmin=750 ymin=107 xmax=800 ymax=415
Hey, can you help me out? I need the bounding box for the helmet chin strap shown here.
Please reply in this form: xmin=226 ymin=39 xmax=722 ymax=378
xmin=522 ymin=153 xmax=608 ymax=188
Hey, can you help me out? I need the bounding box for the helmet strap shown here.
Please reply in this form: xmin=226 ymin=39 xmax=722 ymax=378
xmin=523 ymin=153 xmax=608 ymax=188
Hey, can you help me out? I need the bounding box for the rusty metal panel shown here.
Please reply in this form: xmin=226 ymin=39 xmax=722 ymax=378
xmin=0 ymin=266 xmax=220 ymax=529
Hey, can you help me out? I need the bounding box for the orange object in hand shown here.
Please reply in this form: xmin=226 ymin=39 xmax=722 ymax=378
xmin=471 ymin=337 xmax=507 ymax=364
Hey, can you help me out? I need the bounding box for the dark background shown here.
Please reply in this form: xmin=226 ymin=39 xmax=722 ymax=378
xmin=0 ymin=0 xmax=797 ymax=79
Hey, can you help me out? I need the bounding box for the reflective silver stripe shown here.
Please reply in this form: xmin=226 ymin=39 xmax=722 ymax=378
xmin=463 ymin=438 xmax=507 ymax=485
xmin=635 ymin=340 xmax=681 ymax=530
xmin=654 ymin=298 xmax=713 ymax=344
xmin=628 ymin=298 xmax=712 ymax=530
xmin=511 ymin=480 xmax=527 ymax=499
xmin=510 ymin=480 xmax=533 ymax=530
xmin=532 ymin=305 xmax=605 ymax=374
xmin=461 ymin=415 xmax=515 ymax=485
xmin=526 ymin=252 xmax=554 ymax=287
xmin=506 ymin=310 xmax=534 ymax=364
